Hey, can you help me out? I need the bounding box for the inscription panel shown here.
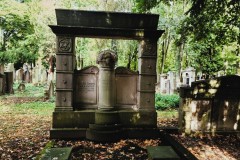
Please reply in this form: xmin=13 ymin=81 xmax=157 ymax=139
xmin=75 ymin=74 xmax=98 ymax=105
xmin=115 ymin=75 xmax=137 ymax=106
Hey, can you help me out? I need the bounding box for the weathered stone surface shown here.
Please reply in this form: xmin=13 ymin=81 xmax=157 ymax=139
xmin=147 ymin=146 xmax=180 ymax=160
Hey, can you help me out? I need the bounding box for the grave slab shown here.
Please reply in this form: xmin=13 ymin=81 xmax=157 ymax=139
xmin=40 ymin=147 xmax=72 ymax=160
xmin=147 ymin=146 xmax=180 ymax=160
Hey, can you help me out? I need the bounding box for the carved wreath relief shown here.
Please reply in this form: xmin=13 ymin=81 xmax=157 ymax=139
xmin=58 ymin=37 xmax=72 ymax=53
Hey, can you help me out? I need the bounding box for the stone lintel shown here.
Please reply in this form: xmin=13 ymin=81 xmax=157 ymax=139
xmin=49 ymin=25 xmax=164 ymax=40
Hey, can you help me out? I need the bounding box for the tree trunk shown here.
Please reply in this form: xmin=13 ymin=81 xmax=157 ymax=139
xmin=159 ymin=30 xmax=171 ymax=74
xmin=177 ymin=42 xmax=184 ymax=81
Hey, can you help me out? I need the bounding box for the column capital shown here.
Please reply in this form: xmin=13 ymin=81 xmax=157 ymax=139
xmin=97 ymin=50 xmax=118 ymax=69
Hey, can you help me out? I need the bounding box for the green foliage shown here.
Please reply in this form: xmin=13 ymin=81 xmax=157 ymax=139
xmin=12 ymin=83 xmax=46 ymax=97
xmin=132 ymin=0 xmax=159 ymax=13
xmin=0 ymin=1 xmax=37 ymax=64
xmin=155 ymin=93 xmax=179 ymax=110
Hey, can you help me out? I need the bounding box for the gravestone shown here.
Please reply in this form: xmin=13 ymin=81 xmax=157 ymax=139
xmin=74 ymin=66 xmax=99 ymax=109
xmin=159 ymin=74 xmax=167 ymax=94
xmin=49 ymin=9 xmax=164 ymax=140
xmin=40 ymin=68 xmax=47 ymax=83
xmin=179 ymin=75 xmax=240 ymax=134
xmin=4 ymin=63 xmax=15 ymax=81
xmin=181 ymin=67 xmax=196 ymax=86
xmin=4 ymin=72 xmax=14 ymax=94
xmin=15 ymin=68 xmax=24 ymax=83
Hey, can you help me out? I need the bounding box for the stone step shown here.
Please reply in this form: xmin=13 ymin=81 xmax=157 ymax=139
xmin=89 ymin=123 xmax=122 ymax=131
xmin=95 ymin=111 xmax=120 ymax=125
xmin=86 ymin=128 xmax=123 ymax=142
xmin=147 ymin=146 xmax=180 ymax=160
xmin=40 ymin=147 xmax=72 ymax=160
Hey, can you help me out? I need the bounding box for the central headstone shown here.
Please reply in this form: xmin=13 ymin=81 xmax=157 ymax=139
xmin=49 ymin=9 xmax=164 ymax=140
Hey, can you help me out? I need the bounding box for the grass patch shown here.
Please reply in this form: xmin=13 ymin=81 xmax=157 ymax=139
xmin=13 ymin=101 xmax=54 ymax=115
xmin=157 ymin=110 xmax=178 ymax=119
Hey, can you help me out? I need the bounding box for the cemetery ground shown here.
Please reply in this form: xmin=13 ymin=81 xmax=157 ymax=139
xmin=0 ymin=84 xmax=239 ymax=160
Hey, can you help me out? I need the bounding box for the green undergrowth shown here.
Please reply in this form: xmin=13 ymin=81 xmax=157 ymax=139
xmin=12 ymin=82 xmax=47 ymax=97
xmin=155 ymin=93 xmax=180 ymax=111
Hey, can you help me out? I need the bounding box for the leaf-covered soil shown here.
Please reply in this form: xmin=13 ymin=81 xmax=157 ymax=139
xmin=0 ymin=97 xmax=239 ymax=160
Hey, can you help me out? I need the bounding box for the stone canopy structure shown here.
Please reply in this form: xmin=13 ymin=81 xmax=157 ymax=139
xmin=49 ymin=9 xmax=164 ymax=140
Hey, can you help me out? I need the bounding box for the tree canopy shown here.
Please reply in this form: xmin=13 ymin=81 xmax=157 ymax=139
xmin=0 ymin=0 xmax=239 ymax=75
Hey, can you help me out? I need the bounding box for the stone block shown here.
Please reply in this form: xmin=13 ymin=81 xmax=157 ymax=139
xmin=56 ymin=55 xmax=74 ymax=71
xmin=137 ymin=92 xmax=155 ymax=109
xmin=138 ymin=75 xmax=156 ymax=91
xmin=138 ymin=58 xmax=156 ymax=74
xmin=56 ymin=73 xmax=73 ymax=89
xmin=56 ymin=91 xmax=73 ymax=108
xmin=52 ymin=110 xmax=95 ymax=128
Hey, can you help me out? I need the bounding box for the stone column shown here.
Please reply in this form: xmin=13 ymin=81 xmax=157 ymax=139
xmin=97 ymin=50 xmax=117 ymax=110
xmin=55 ymin=36 xmax=75 ymax=111
xmin=138 ymin=39 xmax=157 ymax=110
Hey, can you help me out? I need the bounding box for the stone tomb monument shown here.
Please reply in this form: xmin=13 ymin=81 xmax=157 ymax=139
xmin=49 ymin=9 xmax=164 ymax=140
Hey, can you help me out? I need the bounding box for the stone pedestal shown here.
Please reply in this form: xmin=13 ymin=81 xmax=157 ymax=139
xmin=86 ymin=50 xmax=122 ymax=141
